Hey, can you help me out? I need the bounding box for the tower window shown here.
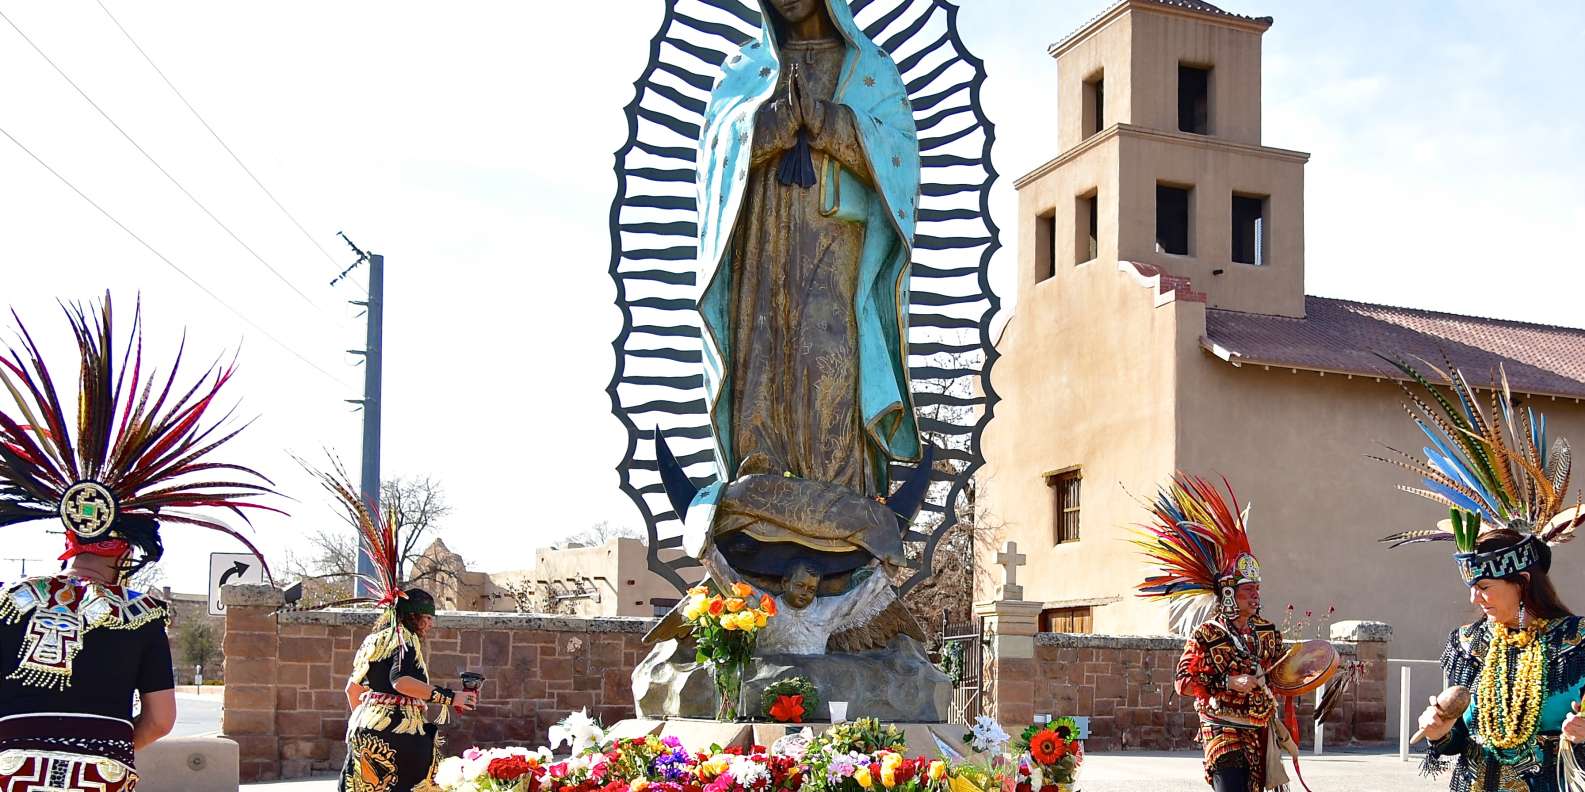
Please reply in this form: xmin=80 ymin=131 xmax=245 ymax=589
xmin=1179 ymin=64 xmax=1211 ymax=135
xmin=1083 ymin=74 xmax=1105 ymax=139
xmin=1049 ymin=469 xmax=1081 ymax=544
xmin=1075 ymin=191 xmax=1098 ymax=264
xmin=1035 ymin=209 xmax=1056 ymax=282
xmin=1155 ymin=184 xmax=1192 ymax=256
xmin=1232 ymin=194 xmax=1267 ymax=266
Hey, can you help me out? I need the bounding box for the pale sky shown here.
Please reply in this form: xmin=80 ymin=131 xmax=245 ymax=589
xmin=2 ymin=1 xmax=1581 ymax=594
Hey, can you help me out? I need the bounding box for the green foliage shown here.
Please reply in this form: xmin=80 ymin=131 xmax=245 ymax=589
xmin=762 ymin=677 xmax=821 ymax=714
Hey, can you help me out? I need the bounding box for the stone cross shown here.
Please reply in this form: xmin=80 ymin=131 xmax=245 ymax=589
xmin=996 ymin=541 xmax=1027 ymax=601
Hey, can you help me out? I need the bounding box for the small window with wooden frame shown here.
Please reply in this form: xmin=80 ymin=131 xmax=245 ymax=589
xmin=1040 ymin=606 xmax=1093 ymax=634
xmin=1048 ymin=468 xmax=1081 ymax=544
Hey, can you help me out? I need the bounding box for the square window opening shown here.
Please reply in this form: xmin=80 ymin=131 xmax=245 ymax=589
xmin=1035 ymin=210 xmax=1056 ymax=282
xmin=1083 ymin=74 xmax=1105 ymax=139
xmin=1074 ymin=191 xmax=1099 ymax=265
xmin=1232 ymin=194 xmax=1267 ymax=266
xmin=1179 ymin=64 xmax=1211 ymax=134
xmin=1155 ymin=184 xmax=1192 ymax=256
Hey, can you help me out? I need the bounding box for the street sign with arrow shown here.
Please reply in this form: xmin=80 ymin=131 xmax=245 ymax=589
xmin=208 ymin=552 xmax=266 ymax=616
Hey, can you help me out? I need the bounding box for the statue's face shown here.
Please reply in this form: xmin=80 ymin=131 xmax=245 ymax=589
xmin=769 ymin=0 xmax=823 ymax=25
xmin=785 ymin=568 xmax=819 ymax=609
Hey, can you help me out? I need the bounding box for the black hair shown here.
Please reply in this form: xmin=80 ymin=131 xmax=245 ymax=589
xmin=108 ymin=515 xmax=164 ymax=583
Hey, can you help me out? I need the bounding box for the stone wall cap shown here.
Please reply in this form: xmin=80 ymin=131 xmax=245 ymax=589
xmin=1035 ymin=631 xmax=1360 ymax=655
xmin=221 ymin=583 xmax=284 ymax=608
xmin=279 ymin=607 xmax=660 ymax=633
xmin=1330 ymin=620 xmax=1393 ymax=643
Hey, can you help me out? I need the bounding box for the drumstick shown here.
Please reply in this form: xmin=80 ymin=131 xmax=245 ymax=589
xmin=1411 ymin=686 xmax=1471 ymax=744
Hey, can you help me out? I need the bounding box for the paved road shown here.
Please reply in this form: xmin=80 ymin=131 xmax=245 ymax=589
xmin=241 ymin=750 xmax=1442 ymax=791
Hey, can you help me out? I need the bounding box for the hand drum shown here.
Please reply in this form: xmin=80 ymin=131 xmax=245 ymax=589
xmin=1267 ymin=639 xmax=1341 ymax=696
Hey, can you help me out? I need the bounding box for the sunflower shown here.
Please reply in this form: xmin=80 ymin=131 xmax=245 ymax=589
xmin=1029 ymin=729 xmax=1064 ymax=765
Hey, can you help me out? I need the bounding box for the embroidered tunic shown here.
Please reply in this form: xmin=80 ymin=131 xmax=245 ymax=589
xmin=1175 ymin=616 xmax=1285 ymax=788
xmin=1427 ymin=615 xmax=1585 ymax=792
xmin=0 ymin=575 xmax=172 ymax=791
xmin=340 ymin=625 xmax=443 ymax=792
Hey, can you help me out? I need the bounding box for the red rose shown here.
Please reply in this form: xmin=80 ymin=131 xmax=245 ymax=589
xmin=601 ymin=782 xmax=631 ymax=792
xmin=489 ymin=755 xmax=535 ymax=781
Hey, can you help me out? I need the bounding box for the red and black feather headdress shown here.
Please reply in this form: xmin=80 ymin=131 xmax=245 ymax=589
xmin=0 ymin=293 xmax=281 ymax=578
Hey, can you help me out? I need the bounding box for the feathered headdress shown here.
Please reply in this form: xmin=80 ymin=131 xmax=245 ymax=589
xmin=300 ymin=456 xmax=405 ymax=611
xmin=1132 ymin=473 xmax=1260 ymax=635
xmin=0 ymin=294 xmax=281 ymax=581
xmin=1373 ymin=357 xmax=1584 ymax=585
xmin=299 ymin=456 xmax=432 ymax=680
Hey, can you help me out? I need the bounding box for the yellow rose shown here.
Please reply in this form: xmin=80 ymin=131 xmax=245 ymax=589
xmin=855 ymin=768 xmax=874 ymax=789
xmin=632 ymin=780 xmax=650 ymax=792
xmin=881 ymin=753 xmax=903 ymax=769
xmin=928 ymin=761 xmax=947 ymax=781
xmin=726 ymin=597 xmax=746 ymax=613
xmin=881 ymin=767 xmax=897 ymax=788
xmin=683 ymin=601 xmax=704 ymax=621
xmin=732 ymin=582 xmax=754 ymax=598
xmin=754 ymin=610 xmax=768 ymax=628
xmin=738 ymin=612 xmax=758 ymax=631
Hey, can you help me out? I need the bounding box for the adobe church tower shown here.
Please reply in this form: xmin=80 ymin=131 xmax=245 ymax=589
xmin=1019 ymin=0 xmax=1308 ymax=317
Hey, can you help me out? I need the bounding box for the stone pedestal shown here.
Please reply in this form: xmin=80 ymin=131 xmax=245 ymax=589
xmin=1329 ymin=620 xmax=1392 ymax=743
xmin=975 ymin=599 xmax=1043 ymax=727
xmin=633 ymin=637 xmax=952 ymax=723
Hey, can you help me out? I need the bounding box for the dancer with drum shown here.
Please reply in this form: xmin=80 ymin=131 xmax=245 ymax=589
xmin=1133 ymin=474 xmax=1327 ymax=791
xmin=1377 ymin=362 xmax=1585 ymax=791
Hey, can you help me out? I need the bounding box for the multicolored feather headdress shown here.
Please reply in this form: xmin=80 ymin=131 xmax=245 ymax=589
xmin=300 ymin=456 xmax=406 ymax=612
xmin=1373 ymin=356 xmax=1584 ymax=585
xmin=0 ymin=294 xmax=281 ymax=581
xmin=1132 ymin=473 xmax=1260 ymax=635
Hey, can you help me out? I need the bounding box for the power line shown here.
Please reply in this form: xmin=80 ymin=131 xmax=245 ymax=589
xmin=93 ymin=0 xmax=343 ymax=272
xmin=0 ymin=123 xmax=355 ymax=391
xmin=0 ymin=7 xmax=328 ymax=313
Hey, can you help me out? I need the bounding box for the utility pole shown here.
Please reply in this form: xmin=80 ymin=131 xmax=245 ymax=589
xmin=335 ymin=233 xmax=383 ymax=598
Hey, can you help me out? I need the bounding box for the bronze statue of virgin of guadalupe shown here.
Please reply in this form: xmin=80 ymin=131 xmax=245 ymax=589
xmin=666 ymin=0 xmax=926 ymax=595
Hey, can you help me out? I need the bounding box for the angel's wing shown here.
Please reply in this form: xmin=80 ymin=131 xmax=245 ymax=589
xmin=608 ymin=0 xmax=1001 ymax=594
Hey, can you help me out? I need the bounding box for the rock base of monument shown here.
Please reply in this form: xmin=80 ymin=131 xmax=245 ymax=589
xmin=633 ymin=637 xmax=953 ymax=723
xmin=607 ymin=719 xmax=974 ymax=760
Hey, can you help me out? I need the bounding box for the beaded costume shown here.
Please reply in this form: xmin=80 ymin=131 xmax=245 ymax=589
xmin=0 ymin=295 xmax=278 ymax=790
xmin=1375 ymin=360 xmax=1585 ymax=791
xmin=1134 ymin=474 xmax=1308 ymax=791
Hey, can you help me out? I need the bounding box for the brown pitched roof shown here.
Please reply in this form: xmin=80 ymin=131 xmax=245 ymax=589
xmin=1203 ymin=296 xmax=1585 ymax=399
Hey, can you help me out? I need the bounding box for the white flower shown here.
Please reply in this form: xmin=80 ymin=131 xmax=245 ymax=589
xmin=434 ymin=756 xmax=469 ymax=788
xmin=1028 ymin=763 xmax=1044 ymax=792
xmin=727 ymin=756 xmax=771 ymax=786
xmin=968 ymin=716 xmax=1010 ymax=754
xmin=549 ymin=708 xmax=607 ymax=756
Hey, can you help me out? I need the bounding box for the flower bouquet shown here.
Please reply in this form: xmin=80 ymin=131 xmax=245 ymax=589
xmin=763 ymin=677 xmax=821 ymax=724
xmin=683 ymin=582 xmax=778 ymax=720
xmin=1011 ymin=718 xmax=1083 ymax=792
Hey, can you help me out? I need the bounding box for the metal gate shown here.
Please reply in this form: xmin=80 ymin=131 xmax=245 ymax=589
xmin=940 ymin=614 xmax=984 ymax=725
